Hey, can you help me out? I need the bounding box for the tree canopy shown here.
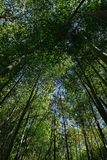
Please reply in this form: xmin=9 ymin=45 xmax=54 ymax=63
xmin=0 ymin=0 xmax=107 ymax=160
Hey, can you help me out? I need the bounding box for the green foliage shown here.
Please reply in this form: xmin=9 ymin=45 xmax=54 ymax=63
xmin=0 ymin=0 xmax=107 ymax=159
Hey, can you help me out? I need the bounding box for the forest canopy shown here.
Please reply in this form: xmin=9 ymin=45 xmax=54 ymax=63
xmin=0 ymin=0 xmax=107 ymax=160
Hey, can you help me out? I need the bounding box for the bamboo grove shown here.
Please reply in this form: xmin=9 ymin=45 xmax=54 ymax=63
xmin=0 ymin=0 xmax=107 ymax=160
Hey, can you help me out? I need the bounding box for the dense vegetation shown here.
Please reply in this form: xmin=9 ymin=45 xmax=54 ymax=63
xmin=0 ymin=0 xmax=107 ymax=159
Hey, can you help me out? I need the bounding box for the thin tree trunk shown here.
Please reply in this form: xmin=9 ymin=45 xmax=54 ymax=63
xmin=83 ymin=35 xmax=107 ymax=65
xmin=85 ymin=77 xmax=107 ymax=125
xmin=91 ymin=44 xmax=107 ymax=65
xmin=97 ymin=60 xmax=107 ymax=72
xmin=89 ymin=101 xmax=107 ymax=151
xmin=74 ymin=129 xmax=79 ymax=160
xmin=53 ymin=111 xmax=56 ymax=160
xmin=1 ymin=76 xmax=39 ymax=160
xmin=82 ymin=124 xmax=90 ymax=160
xmin=14 ymin=113 xmax=35 ymax=160
xmin=0 ymin=62 xmax=26 ymax=93
xmin=88 ymin=119 xmax=104 ymax=160
xmin=63 ymin=117 xmax=70 ymax=160
xmin=0 ymin=78 xmax=11 ymax=92
xmin=99 ymin=97 xmax=107 ymax=108
xmin=78 ymin=129 xmax=82 ymax=160
xmin=0 ymin=73 xmax=24 ymax=106
xmin=79 ymin=100 xmax=94 ymax=160
xmin=75 ymin=60 xmax=107 ymax=125
xmin=90 ymin=63 xmax=107 ymax=87
xmin=65 ymin=0 xmax=87 ymax=31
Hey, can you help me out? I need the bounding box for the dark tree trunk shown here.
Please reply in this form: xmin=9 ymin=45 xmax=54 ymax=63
xmin=0 ymin=73 xmax=24 ymax=106
xmin=63 ymin=117 xmax=70 ymax=160
xmin=88 ymin=101 xmax=107 ymax=151
xmin=97 ymin=60 xmax=107 ymax=72
xmin=75 ymin=60 xmax=107 ymax=125
xmin=90 ymin=63 xmax=107 ymax=87
xmin=53 ymin=112 xmax=56 ymax=160
xmin=83 ymin=35 xmax=107 ymax=65
xmin=0 ymin=78 xmax=11 ymax=92
xmin=1 ymin=77 xmax=39 ymax=160
xmin=82 ymin=124 xmax=90 ymax=160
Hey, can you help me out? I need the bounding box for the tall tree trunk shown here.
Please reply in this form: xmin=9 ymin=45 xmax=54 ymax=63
xmin=99 ymin=97 xmax=107 ymax=108
xmin=81 ymin=124 xmax=90 ymax=160
xmin=85 ymin=77 xmax=107 ymax=125
xmin=0 ymin=78 xmax=11 ymax=92
xmin=14 ymin=114 xmax=35 ymax=160
xmin=83 ymin=35 xmax=107 ymax=65
xmin=89 ymin=101 xmax=107 ymax=151
xmin=91 ymin=44 xmax=107 ymax=65
xmin=97 ymin=60 xmax=107 ymax=72
xmin=1 ymin=77 xmax=39 ymax=160
xmin=53 ymin=112 xmax=56 ymax=160
xmin=76 ymin=71 xmax=107 ymax=151
xmin=90 ymin=63 xmax=107 ymax=87
xmin=0 ymin=62 xmax=26 ymax=93
xmin=75 ymin=60 xmax=107 ymax=125
xmin=63 ymin=117 xmax=70 ymax=160
xmin=0 ymin=73 xmax=24 ymax=106
xmin=65 ymin=0 xmax=87 ymax=28
xmin=88 ymin=119 xmax=104 ymax=160
xmin=78 ymin=129 xmax=82 ymax=160
xmin=74 ymin=129 xmax=79 ymax=160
